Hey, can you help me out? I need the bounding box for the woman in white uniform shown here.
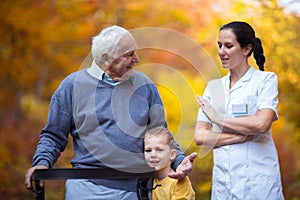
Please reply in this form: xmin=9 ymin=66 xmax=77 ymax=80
xmin=194 ymin=21 xmax=284 ymax=200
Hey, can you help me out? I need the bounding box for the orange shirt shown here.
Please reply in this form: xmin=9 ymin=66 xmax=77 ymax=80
xmin=152 ymin=176 xmax=195 ymax=200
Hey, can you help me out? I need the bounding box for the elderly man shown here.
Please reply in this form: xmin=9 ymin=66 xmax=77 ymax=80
xmin=25 ymin=25 xmax=197 ymax=200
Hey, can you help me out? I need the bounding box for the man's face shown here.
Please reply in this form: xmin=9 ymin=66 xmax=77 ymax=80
xmin=105 ymin=34 xmax=139 ymax=81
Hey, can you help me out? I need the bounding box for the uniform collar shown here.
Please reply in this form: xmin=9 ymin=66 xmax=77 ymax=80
xmin=224 ymin=66 xmax=255 ymax=91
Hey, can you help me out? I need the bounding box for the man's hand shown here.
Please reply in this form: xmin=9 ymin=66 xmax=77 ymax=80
xmin=168 ymin=152 xmax=197 ymax=179
xmin=25 ymin=165 xmax=48 ymax=189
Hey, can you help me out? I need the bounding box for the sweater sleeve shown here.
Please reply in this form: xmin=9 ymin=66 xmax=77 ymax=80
xmin=32 ymin=77 xmax=74 ymax=168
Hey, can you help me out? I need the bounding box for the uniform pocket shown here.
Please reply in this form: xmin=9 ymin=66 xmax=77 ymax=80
xmin=230 ymin=95 xmax=258 ymax=117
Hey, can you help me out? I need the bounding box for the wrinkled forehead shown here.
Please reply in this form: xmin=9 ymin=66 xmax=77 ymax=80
xmin=115 ymin=33 xmax=137 ymax=57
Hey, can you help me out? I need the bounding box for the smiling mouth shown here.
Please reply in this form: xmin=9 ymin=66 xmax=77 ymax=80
xmin=221 ymin=57 xmax=228 ymax=61
xmin=221 ymin=58 xmax=229 ymax=64
xmin=149 ymin=161 xmax=159 ymax=166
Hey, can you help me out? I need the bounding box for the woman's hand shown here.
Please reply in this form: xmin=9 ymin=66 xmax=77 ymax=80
xmin=197 ymin=95 xmax=219 ymax=123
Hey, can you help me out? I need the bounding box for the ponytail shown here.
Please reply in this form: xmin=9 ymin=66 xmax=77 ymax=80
xmin=253 ymin=38 xmax=265 ymax=71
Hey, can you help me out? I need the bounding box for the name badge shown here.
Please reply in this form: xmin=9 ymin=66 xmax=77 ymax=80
xmin=232 ymin=104 xmax=248 ymax=115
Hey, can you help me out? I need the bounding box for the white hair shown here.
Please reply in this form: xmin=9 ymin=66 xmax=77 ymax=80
xmin=91 ymin=25 xmax=131 ymax=64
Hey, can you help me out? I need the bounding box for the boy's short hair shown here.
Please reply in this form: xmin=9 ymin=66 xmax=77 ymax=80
xmin=144 ymin=127 xmax=174 ymax=149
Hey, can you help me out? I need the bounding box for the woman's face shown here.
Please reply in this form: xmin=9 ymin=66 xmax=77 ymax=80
xmin=217 ymin=29 xmax=247 ymax=70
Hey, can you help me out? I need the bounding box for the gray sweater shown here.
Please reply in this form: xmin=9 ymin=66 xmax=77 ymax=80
xmin=32 ymin=68 xmax=185 ymax=191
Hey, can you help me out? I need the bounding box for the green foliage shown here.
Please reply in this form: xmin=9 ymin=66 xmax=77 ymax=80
xmin=0 ymin=0 xmax=299 ymax=199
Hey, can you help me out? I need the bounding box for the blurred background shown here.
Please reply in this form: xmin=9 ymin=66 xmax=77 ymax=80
xmin=1 ymin=0 xmax=299 ymax=199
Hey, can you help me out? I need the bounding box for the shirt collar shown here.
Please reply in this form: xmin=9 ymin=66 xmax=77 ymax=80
xmin=239 ymin=66 xmax=254 ymax=82
xmin=87 ymin=59 xmax=135 ymax=85
xmin=224 ymin=66 xmax=255 ymax=90
xmin=87 ymin=60 xmax=105 ymax=80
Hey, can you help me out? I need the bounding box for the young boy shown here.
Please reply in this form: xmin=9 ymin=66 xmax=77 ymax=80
xmin=144 ymin=127 xmax=195 ymax=200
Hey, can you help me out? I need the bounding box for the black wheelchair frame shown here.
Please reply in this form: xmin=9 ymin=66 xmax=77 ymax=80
xmin=28 ymin=168 xmax=155 ymax=200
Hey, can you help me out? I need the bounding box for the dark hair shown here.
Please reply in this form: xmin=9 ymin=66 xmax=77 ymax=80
xmin=220 ymin=21 xmax=265 ymax=71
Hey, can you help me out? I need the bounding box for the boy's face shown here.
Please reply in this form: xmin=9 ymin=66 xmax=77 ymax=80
xmin=144 ymin=135 xmax=176 ymax=172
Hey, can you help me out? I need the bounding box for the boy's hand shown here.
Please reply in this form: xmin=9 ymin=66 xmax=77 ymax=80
xmin=168 ymin=152 xmax=197 ymax=179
